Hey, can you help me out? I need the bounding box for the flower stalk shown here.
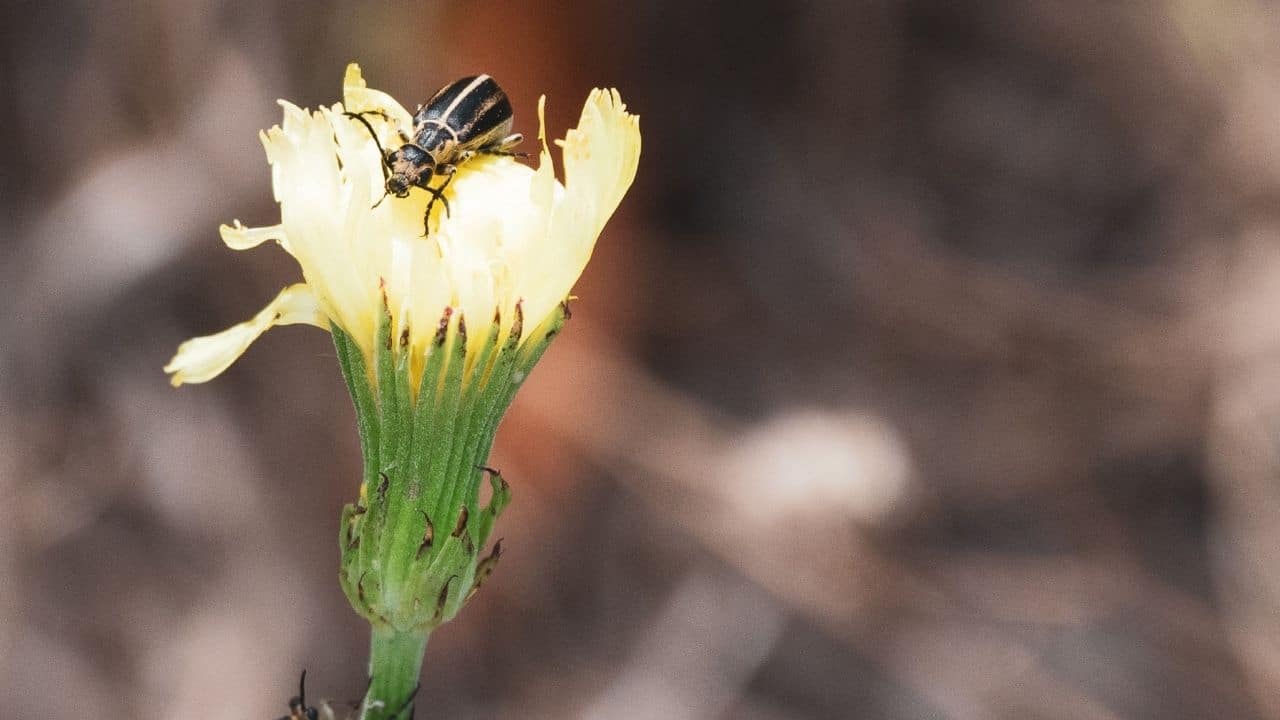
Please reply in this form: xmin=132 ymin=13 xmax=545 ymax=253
xmin=366 ymin=627 xmax=429 ymax=720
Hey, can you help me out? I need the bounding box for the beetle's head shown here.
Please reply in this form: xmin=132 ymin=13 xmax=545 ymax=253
xmin=384 ymin=145 xmax=432 ymax=198
xmin=385 ymin=172 xmax=412 ymax=198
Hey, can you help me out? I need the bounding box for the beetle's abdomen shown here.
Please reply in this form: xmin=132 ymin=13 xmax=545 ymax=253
xmin=414 ymin=75 xmax=514 ymax=146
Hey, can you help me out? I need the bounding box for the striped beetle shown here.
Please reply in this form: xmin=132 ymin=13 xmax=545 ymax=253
xmin=347 ymin=75 xmax=525 ymax=236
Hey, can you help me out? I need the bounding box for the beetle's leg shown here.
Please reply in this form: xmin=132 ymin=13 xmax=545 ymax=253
xmin=435 ymin=168 xmax=457 ymax=214
xmin=479 ymin=149 xmax=530 ymax=158
xmin=479 ymin=133 xmax=528 ymax=158
xmin=418 ymin=184 xmax=452 ymax=237
xmin=495 ymin=133 xmax=523 ymax=151
xmin=420 ymin=169 xmax=457 ymax=235
xmin=343 ymin=111 xmax=393 ymax=182
xmin=420 ymin=193 xmax=450 ymax=237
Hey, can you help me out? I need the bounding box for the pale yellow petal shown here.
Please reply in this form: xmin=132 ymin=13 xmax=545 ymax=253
xmin=220 ymin=220 xmax=289 ymax=252
xmin=433 ymin=156 xmax=547 ymax=350
xmin=529 ymin=95 xmax=559 ymax=211
xmin=341 ymin=63 xmax=414 ymax=138
xmin=560 ymin=89 xmax=642 ymax=232
xmin=263 ymin=101 xmax=380 ymax=354
xmin=521 ymin=89 xmax=640 ymax=331
xmin=164 ymin=284 xmax=325 ymax=387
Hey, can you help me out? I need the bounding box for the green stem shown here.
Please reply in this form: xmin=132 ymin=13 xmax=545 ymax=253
xmin=363 ymin=626 xmax=430 ymax=720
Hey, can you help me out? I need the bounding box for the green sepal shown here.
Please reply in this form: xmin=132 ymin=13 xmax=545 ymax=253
xmin=337 ymin=501 xmax=364 ymax=603
xmin=422 ymin=313 xmax=469 ymax=531
xmin=473 ymin=467 xmax=510 ymax=551
xmin=332 ymin=324 xmax=379 ymax=486
xmin=413 ymin=502 xmax=477 ymax=623
xmin=466 ymin=540 xmax=504 ymax=605
xmin=335 ymin=298 xmax=571 ymax=632
xmin=450 ymin=302 xmax=525 ymax=519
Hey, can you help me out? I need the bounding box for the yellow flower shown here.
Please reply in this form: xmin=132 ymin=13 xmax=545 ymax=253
xmin=165 ymin=63 xmax=640 ymax=391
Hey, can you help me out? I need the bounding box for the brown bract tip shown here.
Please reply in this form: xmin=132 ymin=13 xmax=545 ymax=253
xmin=435 ymin=306 xmax=454 ymax=346
xmin=436 ymin=576 xmax=456 ymax=615
xmin=416 ymin=511 xmax=435 ymax=558
xmin=510 ymin=300 xmax=524 ymax=343
xmin=452 ymin=505 xmax=469 ymax=537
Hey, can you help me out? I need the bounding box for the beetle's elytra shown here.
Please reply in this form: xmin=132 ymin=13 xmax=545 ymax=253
xmin=346 ymin=75 xmax=525 ymax=236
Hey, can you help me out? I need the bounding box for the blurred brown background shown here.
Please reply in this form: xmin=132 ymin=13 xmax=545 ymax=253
xmin=5 ymin=1 xmax=1280 ymax=718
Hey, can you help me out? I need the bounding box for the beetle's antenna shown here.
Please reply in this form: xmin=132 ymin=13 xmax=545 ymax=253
xmin=344 ymin=111 xmax=393 ymax=182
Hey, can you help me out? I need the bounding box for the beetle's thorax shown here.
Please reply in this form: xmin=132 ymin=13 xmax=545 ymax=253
xmin=414 ymin=121 xmax=464 ymax=165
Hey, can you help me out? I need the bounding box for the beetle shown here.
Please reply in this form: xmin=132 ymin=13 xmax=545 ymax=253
xmin=346 ymin=75 xmax=525 ymax=236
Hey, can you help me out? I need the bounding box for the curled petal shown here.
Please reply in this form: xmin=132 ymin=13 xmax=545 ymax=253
xmin=220 ymin=220 xmax=289 ymax=251
xmin=342 ymin=63 xmax=414 ymax=135
xmin=560 ymin=88 xmax=643 ymax=236
xmin=521 ymin=88 xmax=641 ymax=329
xmin=164 ymin=283 xmax=326 ymax=386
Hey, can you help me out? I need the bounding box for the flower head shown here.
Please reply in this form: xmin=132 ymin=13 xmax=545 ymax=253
xmin=165 ymin=64 xmax=640 ymax=392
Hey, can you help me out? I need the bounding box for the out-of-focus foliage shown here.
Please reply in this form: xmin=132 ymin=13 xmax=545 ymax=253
xmin=5 ymin=2 xmax=1280 ymax=718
